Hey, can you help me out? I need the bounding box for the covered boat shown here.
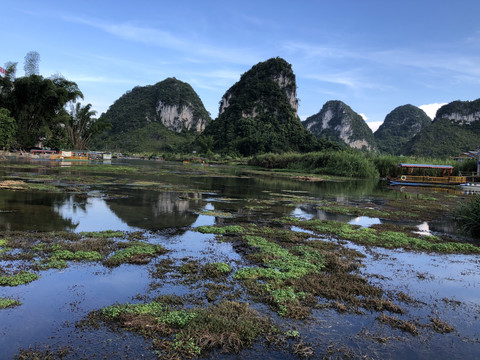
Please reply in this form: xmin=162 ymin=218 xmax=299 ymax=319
xmin=389 ymin=163 xmax=467 ymax=186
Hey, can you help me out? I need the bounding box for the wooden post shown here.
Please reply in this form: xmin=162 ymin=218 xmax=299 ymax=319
xmin=477 ymin=146 xmax=480 ymax=176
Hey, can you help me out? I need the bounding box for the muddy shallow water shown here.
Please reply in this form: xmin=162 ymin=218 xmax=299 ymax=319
xmin=0 ymin=159 xmax=478 ymax=359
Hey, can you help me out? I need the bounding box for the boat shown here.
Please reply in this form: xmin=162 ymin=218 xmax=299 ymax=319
xmin=389 ymin=163 xmax=467 ymax=186
xmin=458 ymin=182 xmax=480 ymax=193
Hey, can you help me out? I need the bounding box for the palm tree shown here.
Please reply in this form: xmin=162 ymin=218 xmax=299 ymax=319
xmin=65 ymin=103 xmax=98 ymax=150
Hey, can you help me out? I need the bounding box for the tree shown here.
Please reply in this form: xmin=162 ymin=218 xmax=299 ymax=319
xmin=65 ymin=102 xmax=106 ymax=150
xmin=24 ymin=51 xmax=40 ymax=76
xmin=9 ymin=75 xmax=83 ymax=148
xmin=0 ymin=62 xmax=17 ymax=106
xmin=0 ymin=108 xmax=17 ymax=149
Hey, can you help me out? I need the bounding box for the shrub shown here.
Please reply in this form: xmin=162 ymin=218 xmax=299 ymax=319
xmin=455 ymin=194 xmax=480 ymax=238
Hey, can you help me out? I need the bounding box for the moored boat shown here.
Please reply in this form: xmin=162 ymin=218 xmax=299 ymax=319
xmin=389 ymin=163 xmax=467 ymax=186
xmin=458 ymin=182 xmax=480 ymax=192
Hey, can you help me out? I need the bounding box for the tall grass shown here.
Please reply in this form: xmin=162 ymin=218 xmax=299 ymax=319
xmin=455 ymin=194 xmax=480 ymax=238
xmin=249 ymin=151 xmax=379 ymax=178
xmin=250 ymin=151 xmax=465 ymax=179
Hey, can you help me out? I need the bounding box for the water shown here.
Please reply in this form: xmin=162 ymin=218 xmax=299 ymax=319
xmin=0 ymin=160 xmax=478 ymax=359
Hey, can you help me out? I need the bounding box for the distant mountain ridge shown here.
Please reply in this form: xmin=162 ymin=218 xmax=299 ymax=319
xmin=302 ymin=100 xmax=376 ymax=151
xmin=374 ymin=104 xmax=431 ymax=155
xmin=403 ymin=98 xmax=480 ymax=157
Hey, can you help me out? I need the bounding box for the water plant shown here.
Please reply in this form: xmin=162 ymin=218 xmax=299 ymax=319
xmin=79 ymin=230 xmax=125 ymax=238
xmin=195 ymin=225 xmax=246 ymax=235
xmin=0 ymin=297 xmax=22 ymax=309
xmin=0 ymin=271 xmax=39 ymax=286
xmin=103 ymin=242 xmax=167 ymax=267
xmin=202 ymin=262 xmax=232 ymax=277
xmin=283 ymin=218 xmax=480 ymax=254
xmin=93 ymin=300 xmax=274 ymax=358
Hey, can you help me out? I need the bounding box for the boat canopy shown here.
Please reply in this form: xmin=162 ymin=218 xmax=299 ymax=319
xmin=398 ymin=163 xmax=454 ymax=170
xmin=398 ymin=163 xmax=454 ymax=175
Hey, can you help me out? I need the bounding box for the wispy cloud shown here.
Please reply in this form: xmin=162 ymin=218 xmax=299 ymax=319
xmin=60 ymin=15 xmax=260 ymax=66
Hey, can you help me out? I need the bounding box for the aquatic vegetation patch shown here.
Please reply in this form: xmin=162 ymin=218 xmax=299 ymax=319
xmin=283 ymin=218 xmax=480 ymax=254
xmin=0 ymin=271 xmax=39 ymax=286
xmin=376 ymin=313 xmax=419 ymax=335
xmin=0 ymin=297 xmax=22 ymax=309
xmin=50 ymin=249 xmax=103 ymax=262
xmin=104 ymin=242 xmax=167 ymax=267
xmin=195 ymin=224 xmax=246 ymax=235
xmin=196 ymin=209 xmax=234 ymax=218
xmin=89 ymin=300 xmax=274 ymax=358
xmin=202 ymin=262 xmax=232 ymax=277
xmin=79 ymin=230 xmax=125 ymax=238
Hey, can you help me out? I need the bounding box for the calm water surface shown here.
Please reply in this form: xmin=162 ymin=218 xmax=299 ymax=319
xmin=0 ymin=160 xmax=478 ymax=359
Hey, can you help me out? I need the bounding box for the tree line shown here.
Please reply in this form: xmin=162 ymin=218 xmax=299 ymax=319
xmin=0 ymin=51 xmax=106 ymax=150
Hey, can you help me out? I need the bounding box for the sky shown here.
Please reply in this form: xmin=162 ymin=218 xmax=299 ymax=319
xmin=2 ymin=0 xmax=480 ymax=132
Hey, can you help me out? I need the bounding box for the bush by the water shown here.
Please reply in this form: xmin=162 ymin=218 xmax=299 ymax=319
xmin=249 ymin=151 xmax=379 ymax=178
xmin=455 ymin=194 xmax=480 ymax=238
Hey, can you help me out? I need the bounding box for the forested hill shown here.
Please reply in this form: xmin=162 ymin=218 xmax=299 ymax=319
xmin=91 ymin=78 xmax=211 ymax=153
xmin=403 ymin=98 xmax=480 ymax=157
xmin=200 ymin=57 xmax=327 ymax=156
xmin=374 ymin=104 xmax=431 ymax=155
xmin=302 ymin=100 xmax=376 ymax=151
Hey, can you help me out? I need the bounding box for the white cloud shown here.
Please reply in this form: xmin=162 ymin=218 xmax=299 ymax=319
xmin=418 ymin=103 xmax=447 ymax=119
xmin=367 ymin=121 xmax=383 ymax=132
xmin=359 ymin=113 xmax=368 ymax=121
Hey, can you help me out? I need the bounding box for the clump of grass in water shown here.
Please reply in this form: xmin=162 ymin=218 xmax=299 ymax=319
xmin=79 ymin=230 xmax=125 ymax=238
xmin=195 ymin=225 xmax=246 ymax=235
xmin=0 ymin=297 xmax=22 ymax=309
xmin=202 ymin=262 xmax=232 ymax=277
xmin=103 ymin=242 xmax=167 ymax=267
xmin=0 ymin=271 xmax=39 ymax=286
xmin=92 ymin=300 xmax=274 ymax=358
xmin=50 ymin=249 xmax=103 ymax=262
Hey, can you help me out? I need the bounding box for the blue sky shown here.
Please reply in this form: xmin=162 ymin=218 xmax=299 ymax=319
xmin=2 ymin=0 xmax=480 ymax=131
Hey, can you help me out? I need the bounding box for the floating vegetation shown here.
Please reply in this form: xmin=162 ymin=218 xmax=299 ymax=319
xmin=196 ymin=210 xmax=234 ymax=218
xmin=202 ymin=262 xmax=232 ymax=277
xmin=0 ymin=297 xmax=22 ymax=309
xmin=87 ymin=300 xmax=275 ymax=359
xmin=79 ymin=230 xmax=125 ymax=238
xmin=283 ymin=218 xmax=480 ymax=254
xmin=0 ymin=271 xmax=39 ymax=287
xmin=0 ymin=231 xmax=168 ymax=273
xmin=103 ymin=243 xmax=167 ymax=267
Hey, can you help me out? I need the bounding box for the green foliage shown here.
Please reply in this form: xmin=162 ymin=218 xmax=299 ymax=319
xmin=64 ymin=102 xmax=105 ymax=150
xmin=80 ymin=230 xmax=125 ymax=238
xmin=0 ymin=297 xmax=22 ymax=309
xmin=455 ymin=194 xmax=480 ymax=238
xmin=50 ymin=249 xmax=102 ymax=261
xmin=374 ymin=104 xmax=431 ymax=155
xmin=104 ymin=243 xmax=167 ymax=267
xmin=287 ymin=218 xmax=480 ymax=253
xmin=195 ymin=225 xmax=246 ymax=235
xmin=249 ymin=150 xmax=379 ymax=178
xmin=204 ymin=57 xmax=324 ymax=156
xmin=0 ymin=72 xmax=83 ymax=148
xmin=203 ymin=262 xmax=232 ymax=277
xmin=0 ymin=271 xmax=39 ymax=286
xmin=0 ymin=108 xmax=17 ymax=149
